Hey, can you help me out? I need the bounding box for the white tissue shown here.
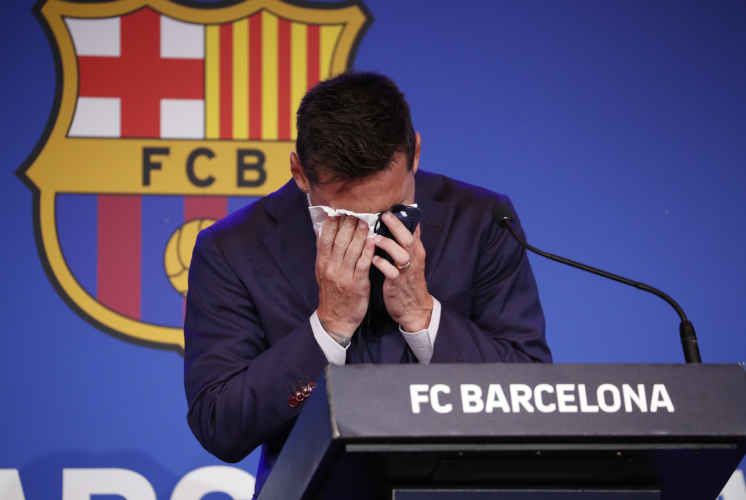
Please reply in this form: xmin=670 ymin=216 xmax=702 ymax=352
xmin=308 ymin=205 xmax=380 ymax=237
xmin=306 ymin=195 xmax=417 ymax=238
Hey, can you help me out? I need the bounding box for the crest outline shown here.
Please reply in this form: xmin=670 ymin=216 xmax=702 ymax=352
xmin=16 ymin=0 xmax=372 ymax=352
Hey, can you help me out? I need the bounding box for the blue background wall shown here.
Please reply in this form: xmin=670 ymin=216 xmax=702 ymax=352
xmin=1 ymin=0 xmax=744 ymax=498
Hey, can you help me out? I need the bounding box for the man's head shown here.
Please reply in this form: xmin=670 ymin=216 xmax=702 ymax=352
xmin=290 ymin=72 xmax=421 ymax=213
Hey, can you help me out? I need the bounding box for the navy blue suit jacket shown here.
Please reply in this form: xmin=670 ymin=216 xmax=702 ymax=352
xmin=184 ymin=171 xmax=551 ymax=495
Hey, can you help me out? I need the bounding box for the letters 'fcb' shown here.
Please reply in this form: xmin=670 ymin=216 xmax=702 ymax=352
xmin=17 ymin=0 xmax=371 ymax=351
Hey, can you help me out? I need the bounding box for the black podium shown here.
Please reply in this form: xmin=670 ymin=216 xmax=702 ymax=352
xmin=258 ymin=364 xmax=746 ymax=500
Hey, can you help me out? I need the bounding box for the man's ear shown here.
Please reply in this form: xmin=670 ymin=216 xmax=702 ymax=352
xmin=412 ymin=132 xmax=421 ymax=174
xmin=290 ymin=152 xmax=310 ymax=193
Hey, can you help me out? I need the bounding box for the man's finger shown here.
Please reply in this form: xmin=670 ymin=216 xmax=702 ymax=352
xmin=372 ymin=255 xmax=400 ymax=280
xmin=381 ymin=211 xmax=414 ymax=249
xmin=354 ymin=236 xmax=376 ymax=278
xmin=317 ymin=216 xmax=339 ymax=260
xmin=331 ymin=215 xmax=358 ymax=261
xmin=412 ymin=224 xmax=426 ymax=257
xmin=344 ymin=219 xmax=369 ymax=267
xmin=374 ymin=234 xmax=410 ymax=267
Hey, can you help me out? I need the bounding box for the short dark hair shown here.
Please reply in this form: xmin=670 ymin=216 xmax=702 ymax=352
xmin=296 ymin=72 xmax=416 ymax=185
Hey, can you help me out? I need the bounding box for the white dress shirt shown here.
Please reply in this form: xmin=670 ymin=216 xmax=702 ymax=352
xmin=310 ymin=298 xmax=441 ymax=365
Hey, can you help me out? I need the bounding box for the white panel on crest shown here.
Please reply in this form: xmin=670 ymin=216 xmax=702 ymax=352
xmin=161 ymin=16 xmax=204 ymax=59
xmin=65 ymin=17 xmax=120 ymax=57
xmin=69 ymin=97 xmax=121 ymax=137
xmin=161 ymin=99 xmax=204 ymax=139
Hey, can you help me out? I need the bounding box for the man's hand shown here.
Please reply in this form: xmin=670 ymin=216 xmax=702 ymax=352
xmin=372 ymin=212 xmax=433 ymax=332
xmin=316 ymin=215 xmax=375 ymax=342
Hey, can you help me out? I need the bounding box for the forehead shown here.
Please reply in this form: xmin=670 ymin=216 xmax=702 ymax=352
xmin=309 ymin=153 xmax=414 ymax=213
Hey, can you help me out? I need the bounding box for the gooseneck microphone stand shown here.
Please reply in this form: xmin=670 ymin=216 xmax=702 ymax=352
xmin=495 ymin=208 xmax=702 ymax=364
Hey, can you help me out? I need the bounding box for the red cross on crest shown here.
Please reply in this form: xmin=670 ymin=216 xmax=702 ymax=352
xmin=78 ymin=8 xmax=205 ymax=138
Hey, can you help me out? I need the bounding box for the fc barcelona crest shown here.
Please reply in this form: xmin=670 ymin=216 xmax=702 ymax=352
xmin=17 ymin=0 xmax=371 ymax=351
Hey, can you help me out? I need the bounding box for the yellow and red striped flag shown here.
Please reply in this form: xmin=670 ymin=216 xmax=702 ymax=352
xmin=206 ymin=12 xmax=343 ymax=141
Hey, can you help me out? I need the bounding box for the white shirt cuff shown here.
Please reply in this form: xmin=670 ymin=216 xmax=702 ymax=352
xmin=399 ymin=297 xmax=441 ymax=364
xmin=310 ymin=310 xmax=348 ymax=366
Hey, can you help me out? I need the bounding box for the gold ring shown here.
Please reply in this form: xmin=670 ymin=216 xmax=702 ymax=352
xmin=397 ymin=261 xmax=412 ymax=271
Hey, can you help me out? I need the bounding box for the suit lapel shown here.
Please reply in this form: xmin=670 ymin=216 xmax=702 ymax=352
xmin=261 ymin=181 xmax=319 ymax=313
xmin=415 ymin=172 xmax=454 ymax=283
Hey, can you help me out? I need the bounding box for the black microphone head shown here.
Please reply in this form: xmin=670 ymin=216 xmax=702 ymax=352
xmin=493 ymin=201 xmax=514 ymax=226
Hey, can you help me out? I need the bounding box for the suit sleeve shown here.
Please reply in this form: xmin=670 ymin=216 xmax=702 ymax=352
xmin=183 ymin=227 xmax=327 ymax=463
xmin=431 ymin=196 xmax=552 ymax=363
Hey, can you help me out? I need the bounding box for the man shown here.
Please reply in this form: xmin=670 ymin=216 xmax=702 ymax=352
xmin=184 ymin=72 xmax=551 ymax=497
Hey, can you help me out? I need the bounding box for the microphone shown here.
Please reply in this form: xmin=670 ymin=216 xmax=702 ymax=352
xmin=494 ymin=203 xmax=702 ymax=364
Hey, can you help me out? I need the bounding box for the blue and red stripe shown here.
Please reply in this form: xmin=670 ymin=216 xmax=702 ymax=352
xmin=56 ymin=194 xmax=260 ymax=330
